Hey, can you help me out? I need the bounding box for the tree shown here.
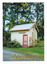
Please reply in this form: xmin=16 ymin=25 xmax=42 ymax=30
xmin=3 ymin=3 xmax=9 ymax=41
xmin=35 ymin=3 xmax=44 ymax=37
xmin=35 ymin=3 xmax=44 ymax=27
xmin=5 ymin=3 xmax=35 ymax=28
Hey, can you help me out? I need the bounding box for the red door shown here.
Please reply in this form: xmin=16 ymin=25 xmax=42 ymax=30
xmin=23 ymin=34 xmax=28 ymax=47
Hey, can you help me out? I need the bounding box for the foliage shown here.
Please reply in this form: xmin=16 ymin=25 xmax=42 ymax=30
xmin=14 ymin=42 xmax=21 ymax=48
xmin=35 ymin=39 xmax=40 ymax=43
xmin=3 ymin=31 xmax=10 ymax=46
xmin=38 ymin=36 xmax=44 ymax=41
xmin=7 ymin=42 xmax=14 ymax=48
xmin=35 ymin=3 xmax=44 ymax=26
xmin=3 ymin=3 xmax=44 ymax=27
xmin=37 ymin=26 xmax=44 ymax=37
xmin=21 ymin=3 xmax=28 ymax=7
xmin=7 ymin=40 xmax=21 ymax=48
xmin=3 ymin=37 xmax=7 ymax=46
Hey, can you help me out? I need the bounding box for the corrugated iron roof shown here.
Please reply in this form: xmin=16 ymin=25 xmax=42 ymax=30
xmin=10 ymin=23 xmax=35 ymax=31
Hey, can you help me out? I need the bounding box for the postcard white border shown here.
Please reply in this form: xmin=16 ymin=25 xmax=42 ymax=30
xmin=0 ymin=0 xmax=47 ymax=64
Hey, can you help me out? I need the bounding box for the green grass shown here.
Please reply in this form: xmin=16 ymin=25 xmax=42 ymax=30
xmin=37 ymin=40 xmax=44 ymax=46
xmin=3 ymin=40 xmax=44 ymax=55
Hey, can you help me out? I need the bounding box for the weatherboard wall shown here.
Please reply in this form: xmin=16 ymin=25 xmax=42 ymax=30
xmin=28 ymin=28 xmax=33 ymax=46
xmin=11 ymin=31 xmax=29 ymax=46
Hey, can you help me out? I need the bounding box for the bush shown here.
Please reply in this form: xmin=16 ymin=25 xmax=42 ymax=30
xmin=40 ymin=36 xmax=44 ymax=40
xmin=3 ymin=36 xmax=11 ymax=46
xmin=7 ymin=40 xmax=21 ymax=48
xmin=38 ymin=36 xmax=44 ymax=41
xmin=7 ymin=42 xmax=15 ymax=48
xmin=14 ymin=42 xmax=21 ymax=48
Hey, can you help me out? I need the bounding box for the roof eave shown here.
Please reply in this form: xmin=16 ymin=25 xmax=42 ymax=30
xmin=10 ymin=29 xmax=29 ymax=32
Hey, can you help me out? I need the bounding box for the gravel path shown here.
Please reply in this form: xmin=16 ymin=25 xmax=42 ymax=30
xmin=3 ymin=49 xmax=44 ymax=61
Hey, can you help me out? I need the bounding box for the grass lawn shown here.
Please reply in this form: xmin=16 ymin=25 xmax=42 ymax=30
xmin=3 ymin=40 xmax=44 ymax=57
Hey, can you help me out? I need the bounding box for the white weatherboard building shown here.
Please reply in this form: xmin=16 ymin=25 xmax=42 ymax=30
xmin=10 ymin=23 xmax=39 ymax=47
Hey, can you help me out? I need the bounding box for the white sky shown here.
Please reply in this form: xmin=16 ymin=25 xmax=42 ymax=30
xmin=5 ymin=20 xmax=10 ymax=25
xmin=5 ymin=27 xmax=8 ymax=31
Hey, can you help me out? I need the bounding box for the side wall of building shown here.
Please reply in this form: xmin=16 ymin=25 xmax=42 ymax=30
xmin=11 ymin=31 xmax=29 ymax=46
xmin=28 ymin=28 xmax=33 ymax=46
xmin=29 ymin=28 xmax=37 ymax=46
xmin=33 ymin=28 xmax=37 ymax=46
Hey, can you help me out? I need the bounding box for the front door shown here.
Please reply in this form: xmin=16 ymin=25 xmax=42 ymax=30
xmin=23 ymin=34 xmax=28 ymax=47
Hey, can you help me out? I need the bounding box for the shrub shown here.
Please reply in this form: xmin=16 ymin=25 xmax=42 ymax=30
xmin=7 ymin=42 xmax=15 ymax=48
xmin=7 ymin=40 xmax=21 ymax=48
xmin=11 ymin=40 xmax=16 ymax=43
xmin=38 ymin=36 xmax=44 ymax=41
xmin=40 ymin=36 xmax=44 ymax=40
xmin=3 ymin=36 xmax=11 ymax=46
xmin=37 ymin=39 xmax=40 ymax=43
xmin=14 ymin=42 xmax=21 ymax=48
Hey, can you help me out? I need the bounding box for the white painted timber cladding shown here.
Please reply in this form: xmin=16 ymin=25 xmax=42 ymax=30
xmin=29 ymin=28 xmax=33 ymax=45
xmin=33 ymin=28 xmax=37 ymax=39
xmin=11 ymin=31 xmax=29 ymax=46
xmin=29 ymin=28 xmax=37 ymax=46
xmin=11 ymin=28 xmax=37 ymax=46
